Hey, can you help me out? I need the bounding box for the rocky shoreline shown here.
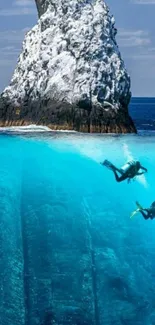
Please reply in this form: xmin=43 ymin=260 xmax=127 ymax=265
xmin=0 ymin=97 xmax=136 ymax=133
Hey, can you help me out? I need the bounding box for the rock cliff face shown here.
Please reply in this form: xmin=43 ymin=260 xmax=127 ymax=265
xmin=0 ymin=0 xmax=136 ymax=133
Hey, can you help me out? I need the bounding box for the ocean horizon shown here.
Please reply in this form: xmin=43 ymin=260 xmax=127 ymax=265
xmin=0 ymin=97 xmax=153 ymax=134
xmin=130 ymin=97 xmax=155 ymax=131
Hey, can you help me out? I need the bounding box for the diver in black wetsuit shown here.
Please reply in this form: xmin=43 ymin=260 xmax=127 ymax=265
xmin=101 ymin=159 xmax=147 ymax=183
xmin=136 ymin=201 xmax=155 ymax=220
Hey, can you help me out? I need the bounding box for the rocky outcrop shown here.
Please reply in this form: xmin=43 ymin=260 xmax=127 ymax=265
xmin=0 ymin=0 xmax=136 ymax=133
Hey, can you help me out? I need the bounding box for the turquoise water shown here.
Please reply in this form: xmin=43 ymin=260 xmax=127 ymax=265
xmin=1 ymin=132 xmax=155 ymax=325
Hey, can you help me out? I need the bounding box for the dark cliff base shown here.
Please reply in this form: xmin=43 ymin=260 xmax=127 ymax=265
xmin=0 ymin=98 xmax=137 ymax=133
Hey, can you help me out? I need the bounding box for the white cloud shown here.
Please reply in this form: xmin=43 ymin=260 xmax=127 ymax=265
xmin=0 ymin=59 xmax=17 ymax=67
xmin=117 ymin=29 xmax=151 ymax=47
xmin=0 ymin=29 xmax=29 ymax=70
xmin=127 ymin=54 xmax=155 ymax=59
xmin=13 ymin=0 xmax=34 ymax=6
xmin=131 ymin=0 xmax=155 ymax=4
xmin=0 ymin=0 xmax=36 ymax=16
xmin=116 ymin=29 xmax=155 ymax=62
xmin=0 ymin=26 xmax=33 ymax=71
xmin=148 ymin=47 xmax=155 ymax=52
xmin=0 ymin=46 xmax=21 ymax=55
xmin=0 ymin=7 xmax=36 ymax=16
xmin=0 ymin=28 xmax=30 ymax=42
xmin=0 ymin=28 xmax=30 ymax=68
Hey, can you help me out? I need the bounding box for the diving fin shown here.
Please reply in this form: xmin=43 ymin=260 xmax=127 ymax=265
xmin=101 ymin=159 xmax=115 ymax=171
xmin=130 ymin=208 xmax=141 ymax=218
xmin=135 ymin=201 xmax=143 ymax=210
xmin=130 ymin=201 xmax=143 ymax=219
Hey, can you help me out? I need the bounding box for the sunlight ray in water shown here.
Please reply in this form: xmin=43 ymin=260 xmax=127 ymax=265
xmin=123 ymin=142 xmax=148 ymax=189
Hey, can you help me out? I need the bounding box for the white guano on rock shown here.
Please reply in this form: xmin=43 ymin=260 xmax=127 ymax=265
xmin=0 ymin=0 xmax=136 ymax=133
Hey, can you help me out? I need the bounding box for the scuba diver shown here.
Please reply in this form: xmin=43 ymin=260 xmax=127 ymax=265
xmin=131 ymin=201 xmax=155 ymax=220
xmin=101 ymin=159 xmax=147 ymax=183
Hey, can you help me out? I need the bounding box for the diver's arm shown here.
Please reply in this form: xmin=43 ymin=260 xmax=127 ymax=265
xmin=140 ymin=166 xmax=147 ymax=172
xmin=137 ymin=171 xmax=145 ymax=175
xmin=137 ymin=166 xmax=147 ymax=175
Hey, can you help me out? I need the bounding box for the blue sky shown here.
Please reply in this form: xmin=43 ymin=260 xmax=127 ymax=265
xmin=0 ymin=0 xmax=155 ymax=96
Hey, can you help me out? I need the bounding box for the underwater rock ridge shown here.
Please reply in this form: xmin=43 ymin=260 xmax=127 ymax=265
xmin=0 ymin=0 xmax=136 ymax=133
xmin=0 ymin=137 xmax=155 ymax=325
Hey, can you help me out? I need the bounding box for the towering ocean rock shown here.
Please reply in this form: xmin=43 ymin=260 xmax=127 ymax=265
xmin=0 ymin=0 xmax=136 ymax=133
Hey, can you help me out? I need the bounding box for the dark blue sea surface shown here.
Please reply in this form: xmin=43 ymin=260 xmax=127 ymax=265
xmin=129 ymin=97 xmax=155 ymax=131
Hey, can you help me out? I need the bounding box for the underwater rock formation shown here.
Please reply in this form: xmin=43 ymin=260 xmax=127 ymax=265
xmin=1 ymin=136 xmax=155 ymax=325
xmin=0 ymin=0 xmax=136 ymax=133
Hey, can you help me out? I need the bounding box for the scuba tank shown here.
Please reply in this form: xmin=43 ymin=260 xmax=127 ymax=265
xmin=120 ymin=160 xmax=135 ymax=173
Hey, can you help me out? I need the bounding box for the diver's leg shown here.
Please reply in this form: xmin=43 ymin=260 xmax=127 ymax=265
xmin=112 ymin=170 xmax=127 ymax=182
xmin=139 ymin=210 xmax=150 ymax=220
xmin=101 ymin=160 xmax=123 ymax=174
xmin=113 ymin=166 xmax=124 ymax=174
